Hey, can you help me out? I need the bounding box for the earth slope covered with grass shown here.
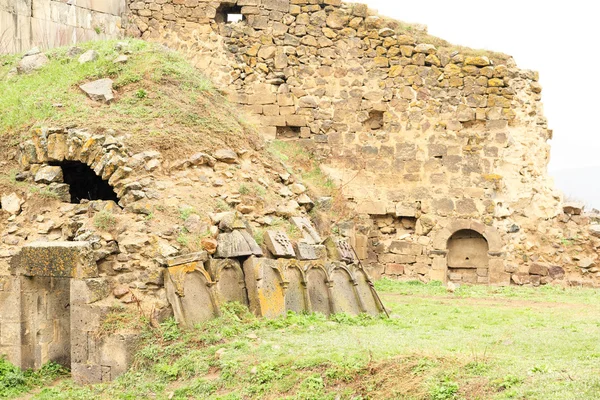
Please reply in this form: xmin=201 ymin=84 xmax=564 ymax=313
xmin=3 ymin=281 xmax=600 ymax=399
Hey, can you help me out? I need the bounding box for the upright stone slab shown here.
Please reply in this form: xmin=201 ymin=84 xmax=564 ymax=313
xmin=243 ymin=257 xmax=286 ymax=318
xmin=207 ymin=259 xmax=249 ymax=307
xmin=354 ymin=268 xmax=384 ymax=316
xmin=163 ymin=261 xmax=217 ymax=328
xmin=329 ymin=264 xmax=361 ymax=315
xmin=282 ymin=261 xmax=308 ymax=313
xmin=305 ymin=263 xmax=332 ymax=316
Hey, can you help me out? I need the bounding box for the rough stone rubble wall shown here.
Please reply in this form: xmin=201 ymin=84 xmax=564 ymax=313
xmin=126 ymin=0 xmax=566 ymax=285
xmin=0 ymin=0 xmax=126 ymax=53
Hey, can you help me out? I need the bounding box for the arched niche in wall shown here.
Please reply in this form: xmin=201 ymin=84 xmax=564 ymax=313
xmin=431 ymin=219 xmax=504 ymax=286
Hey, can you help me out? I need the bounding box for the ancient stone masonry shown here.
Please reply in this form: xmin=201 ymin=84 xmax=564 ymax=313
xmin=0 ymin=0 xmax=126 ymax=54
xmin=121 ymin=0 xmax=592 ymax=286
xmin=1 ymin=122 xmax=386 ymax=382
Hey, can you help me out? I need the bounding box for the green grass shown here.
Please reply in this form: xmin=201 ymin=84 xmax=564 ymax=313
xmin=268 ymin=140 xmax=335 ymax=195
xmin=0 ymin=39 xmax=252 ymax=156
xmin=0 ymin=357 xmax=68 ymax=398
xmin=93 ymin=209 xmax=117 ymax=231
xmin=7 ymin=283 xmax=600 ymax=399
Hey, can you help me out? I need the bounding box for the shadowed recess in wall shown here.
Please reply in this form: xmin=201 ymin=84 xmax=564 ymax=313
xmin=216 ymin=3 xmax=244 ymax=23
xmin=49 ymin=161 xmax=119 ymax=204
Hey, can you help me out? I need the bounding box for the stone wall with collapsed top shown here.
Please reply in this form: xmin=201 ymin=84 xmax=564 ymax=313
xmin=1 ymin=125 xmax=386 ymax=382
xmin=123 ymin=0 xmax=594 ymax=287
xmin=0 ymin=0 xmax=125 ymax=53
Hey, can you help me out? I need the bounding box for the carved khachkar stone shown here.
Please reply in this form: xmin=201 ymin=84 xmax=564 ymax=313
xmin=324 ymin=237 xmax=356 ymax=264
xmin=264 ymin=230 xmax=295 ymax=258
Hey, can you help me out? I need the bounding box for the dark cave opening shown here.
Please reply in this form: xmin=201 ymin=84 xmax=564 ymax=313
xmin=50 ymin=161 xmax=119 ymax=204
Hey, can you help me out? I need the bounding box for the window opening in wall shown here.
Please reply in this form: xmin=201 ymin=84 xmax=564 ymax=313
xmin=277 ymin=126 xmax=301 ymax=139
xmin=216 ymin=4 xmax=244 ymax=24
xmin=363 ymin=110 xmax=384 ymax=131
xmin=50 ymin=161 xmax=119 ymax=204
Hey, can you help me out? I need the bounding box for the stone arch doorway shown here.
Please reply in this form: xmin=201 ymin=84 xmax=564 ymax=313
xmin=447 ymin=229 xmax=489 ymax=284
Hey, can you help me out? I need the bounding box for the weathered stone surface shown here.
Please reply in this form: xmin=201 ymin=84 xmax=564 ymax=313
xmin=79 ymin=79 xmax=114 ymax=103
xmin=264 ymin=230 xmax=295 ymax=258
xmin=207 ymin=259 xmax=249 ymax=306
xmin=1 ymin=193 xmax=24 ymax=215
xmin=295 ymin=242 xmax=326 ymax=261
xmin=215 ymin=230 xmax=263 ymax=258
xmin=529 ymin=263 xmax=549 ymax=276
xmin=34 ymin=165 xmax=63 ymax=184
xmin=163 ymin=251 xmax=208 ymax=267
xmin=291 ymin=217 xmax=322 ymax=244
xmin=464 ymin=56 xmax=491 ymax=66
xmin=164 ymin=262 xmax=217 ymax=328
xmin=324 ymin=237 xmax=355 ymax=263
xmin=214 ymin=149 xmax=238 ymax=163
xmin=11 ymin=242 xmax=97 ymax=279
xmin=305 ymin=265 xmax=331 ymax=316
xmin=17 ymin=52 xmax=49 ymax=73
xmin=563 ymin=202 xmax=584 ymax=215
xmin=590 ymin=225 xmax=600 ymax=238
xmin=330 ymin=265 xmax=361 ymax=315
xmin=243 ymin=257 xmax=286 ymax=318
xmin=79 ymin=50 xmax=99 ymax=64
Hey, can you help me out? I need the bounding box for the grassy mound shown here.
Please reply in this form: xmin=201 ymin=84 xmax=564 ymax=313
xmin=0 ymin=40 xmax=260 ymax=158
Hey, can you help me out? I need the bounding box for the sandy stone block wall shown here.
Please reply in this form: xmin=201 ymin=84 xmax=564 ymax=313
xmin=0 ymin=0 xmax=125 ymax=54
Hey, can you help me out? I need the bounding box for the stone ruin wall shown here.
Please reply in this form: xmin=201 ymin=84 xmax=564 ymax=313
xmin=1 ymin=126 xmax=384 ymax=382
xmin=123 ymin=0 xmax=596 ymax=287
xmin=0 ymin=0 xmax=126 ymax=53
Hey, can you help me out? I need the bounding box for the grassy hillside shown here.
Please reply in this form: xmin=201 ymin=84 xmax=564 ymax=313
xmin=4 ymin=281 xmax=599 ymax=400
xmin=0 ymin=40 xmax=259 ymax=157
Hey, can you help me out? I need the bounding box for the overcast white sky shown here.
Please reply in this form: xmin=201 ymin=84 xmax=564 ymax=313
xmin=361 ymin=1 xmax=600 ymax=205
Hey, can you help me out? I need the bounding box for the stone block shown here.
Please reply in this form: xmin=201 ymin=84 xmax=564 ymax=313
xmin=215 ymin=230 xmax=263 ymax=258
xmin=264 ymin=231 xmax=295 ymax=258
xmin=389 ymin=241 xmax=422 ymax=256
xmin=11 ymin=242 xmax=97 ymax=279
xmin=385 ymin=263 xmax=404 ymax=275
xmin=295 ymin=243 xmax=326 ymax=261
xmin=243 ymin=257 xmax=286 ymax=318
xmin=163 ymin=251 xmax=208 ymax=267
xmin=356 ymin=200 xmax=387 ymax=215
xmin=164 ymin=263 xmax=217 ymax=328
xmin=529 ymin=263 xmax=549 ymax=276
xmin=72 ymin=363 xmax=103 ymax=385
xmin=70 ymin=278 xmax=110 ymax=305
xmin=324 ymin=237 xmax=355 ymax=263
xmin=291 ymin=217 xmax=322 ymax=244
xmin=489 ymin=268 xmax=510 ymax=286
